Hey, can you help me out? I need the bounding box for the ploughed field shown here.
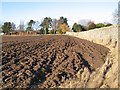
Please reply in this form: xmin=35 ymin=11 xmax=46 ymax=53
xmin=2 ymin=35 xmax=109 ymax=89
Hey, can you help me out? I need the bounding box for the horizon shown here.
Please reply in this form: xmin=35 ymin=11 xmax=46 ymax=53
xmin=1 ymin=2 xmax=118 ymax=28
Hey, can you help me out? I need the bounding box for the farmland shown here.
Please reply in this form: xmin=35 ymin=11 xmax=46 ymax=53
xmin=2 ymin=35 xmax=109 ymax=89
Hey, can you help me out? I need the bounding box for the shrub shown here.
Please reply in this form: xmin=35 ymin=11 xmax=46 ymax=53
xmin=49 ymin=30 xmax=54 ymax=34
xmin=72 ymin=23 xmax=83 ymax=32
xmin=105 ymin=23 xmax=112 ymax=27
xmin=58 ymin=29 xmax=63 ymax=34
xmin=96 ymin=23 xmax=105 ymax=28
xmin=87 ymin=21 xmax=96 ymax=30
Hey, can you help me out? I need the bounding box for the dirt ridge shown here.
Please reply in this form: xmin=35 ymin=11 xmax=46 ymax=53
xmin=1 ymin=35 xmax=109 ymax=89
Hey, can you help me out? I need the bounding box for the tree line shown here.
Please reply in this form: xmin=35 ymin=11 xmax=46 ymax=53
xmin=1 ymin=16 xmax=112 ymax=35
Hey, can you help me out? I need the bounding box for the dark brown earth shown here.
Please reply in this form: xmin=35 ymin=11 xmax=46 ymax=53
xmin=1 ymin=35 xmax=109 ymax=89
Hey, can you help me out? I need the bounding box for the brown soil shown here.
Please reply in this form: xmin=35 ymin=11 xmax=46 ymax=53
xmin=1 ymin=35 xmax=109 ymax=89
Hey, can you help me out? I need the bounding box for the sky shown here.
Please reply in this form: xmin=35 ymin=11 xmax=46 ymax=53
xmin=0 ymin=1 xmax=119 ymax=28
xmin=1 ymin=0 xmax=119 ymax=2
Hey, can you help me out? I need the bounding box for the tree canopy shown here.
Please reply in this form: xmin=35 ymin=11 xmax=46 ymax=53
xmin=1 ymin=16 xmax=113 ymax=35
xmin=72 ymin=23 xmax=83 ymax=32
xmin=2 ymin=22 xmax=12 ymax=34
xmin=40 ymin=17 xmax=52 ymax=34
xmin=87 ymin=21 xmax=96 ymax=30
xmin=59 ymin=23 xmax=70 ymax=34
xmin=26 ymin=20 xmax=36 ymax=31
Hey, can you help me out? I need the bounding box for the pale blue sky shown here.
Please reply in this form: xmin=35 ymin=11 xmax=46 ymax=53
xmin=1 ymin=0 xmax=119 ymax=2
xmin=1 ymin=1 xmax=118 ymax=27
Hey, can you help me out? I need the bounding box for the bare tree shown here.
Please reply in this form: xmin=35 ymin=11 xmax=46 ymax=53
xmin=112 ymin=9 xmax=118 ymax=24
xmin=19 ymin=20 xmax=24 ymax=31
xmin=51 ymin=19 xmax=59 ymax=34
xmin=11 ymin=22 xmax=16 ymax=31
xmin=78 ymin=19 xmax=91 ymax=26
xmin=87 ymin=21 xmax=96 ymax=30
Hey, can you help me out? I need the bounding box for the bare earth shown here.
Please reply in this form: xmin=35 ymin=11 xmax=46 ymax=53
xmin=65 ymin=25 xmax=118 ymax=88
xmin=1 ymin=35 xmax=110 ymax=89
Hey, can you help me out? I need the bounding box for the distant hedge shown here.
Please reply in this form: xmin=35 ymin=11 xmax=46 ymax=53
xmin=96 ymin=23 xmax=112 ymax=28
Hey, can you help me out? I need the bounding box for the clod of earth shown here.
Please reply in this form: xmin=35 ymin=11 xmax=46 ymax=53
xmin=2 ymin=35 xmax=109 ymax=89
